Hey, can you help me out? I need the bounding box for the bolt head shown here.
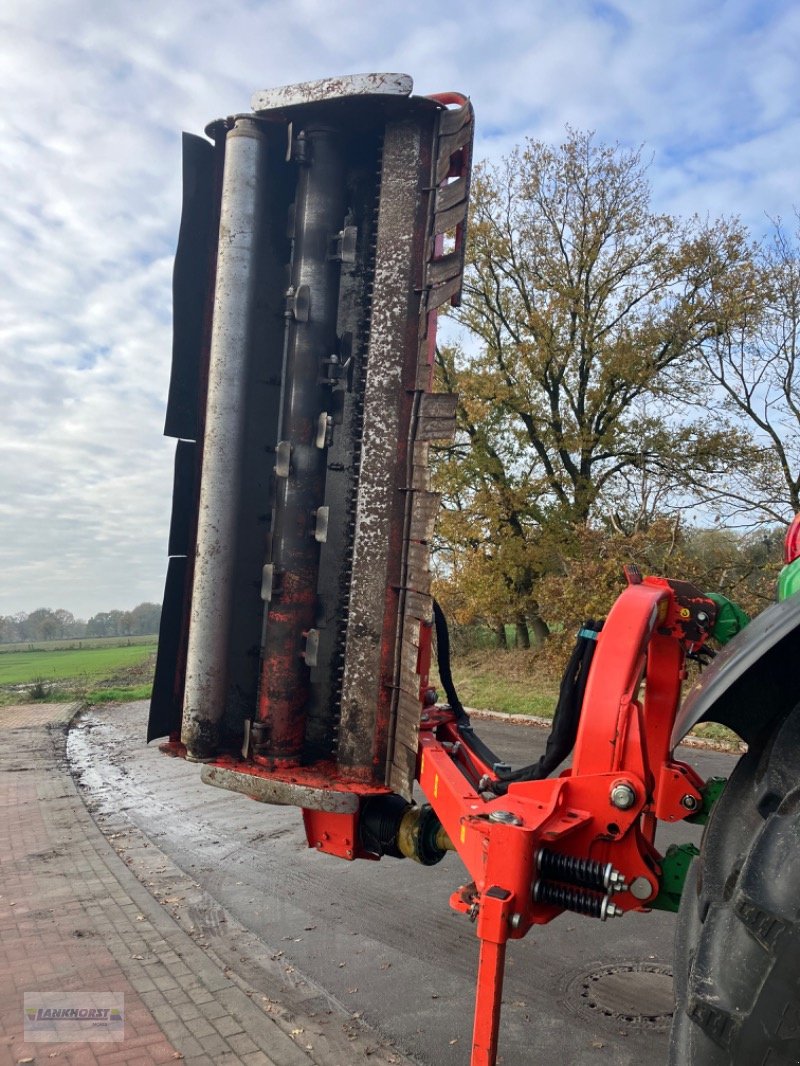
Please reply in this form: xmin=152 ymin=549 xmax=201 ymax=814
xmin=681 ymin=794 xmax=699 ymax=811
xmin=510 ymin=913 xmax=522 ymax=930
xmin=610 ymin=782 xmax=636 ymax=810
xmin=607 ymin=869 xmax=627 ymax=892
xmin=629 ymin=876 xmax=653 ymax=900
xmin=489 ymin=809 xmax=522 ymax=826
xmin=601 ymin=898 xmax=624 ymax=919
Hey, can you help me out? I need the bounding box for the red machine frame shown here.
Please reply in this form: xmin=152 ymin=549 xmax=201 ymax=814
xmin=415 ymin=572 xmax=712 ymax=1064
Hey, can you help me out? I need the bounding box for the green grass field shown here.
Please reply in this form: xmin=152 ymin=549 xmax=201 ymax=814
xmin=431 ymin=649 xmax=560 ymax=718
xmin=433 ymin=647 xmax=743 ymax=749
xmin=0 ymin=643 xmax=157 ymax=686
xmin=0 ymin=634 xmax=155 ymax=655
xmin=449 ymin=667 xmax=560 ymax=717
xmin=0 ymin=638 xmax=158 ymax=707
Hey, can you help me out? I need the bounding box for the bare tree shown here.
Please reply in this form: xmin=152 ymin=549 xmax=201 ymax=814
xmin=698 ymin=217 xmax=800 ymax=522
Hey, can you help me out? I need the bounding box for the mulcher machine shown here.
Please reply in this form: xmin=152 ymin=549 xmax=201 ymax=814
xmin=149 ymin=75 xmax=800 ymax=1066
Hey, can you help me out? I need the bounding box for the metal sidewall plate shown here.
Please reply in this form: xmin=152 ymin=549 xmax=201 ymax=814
xmin=200 ymin=764 xmax=359 ymax=813
xmin=251 ymin=73 xmax=413 ymax=114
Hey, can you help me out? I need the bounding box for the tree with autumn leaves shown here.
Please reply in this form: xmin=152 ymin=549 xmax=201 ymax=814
xmin=432 ymin=130 xmax=796 ymax=643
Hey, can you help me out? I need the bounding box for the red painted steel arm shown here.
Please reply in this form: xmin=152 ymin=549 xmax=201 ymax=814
xmin=415 ymin=575 xmax=717 ymax=1066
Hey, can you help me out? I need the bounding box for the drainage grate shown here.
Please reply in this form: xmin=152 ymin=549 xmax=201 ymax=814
xmin=563 ymin=962 xmax=674 ymax=1032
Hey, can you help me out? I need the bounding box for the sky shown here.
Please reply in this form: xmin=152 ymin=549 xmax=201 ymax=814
xmin=1 ymin=0 xmax=799 ymax=618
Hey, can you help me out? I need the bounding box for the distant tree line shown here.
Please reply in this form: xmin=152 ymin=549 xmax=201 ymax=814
xmin=0 ymin=603 xmax=162 ymax=644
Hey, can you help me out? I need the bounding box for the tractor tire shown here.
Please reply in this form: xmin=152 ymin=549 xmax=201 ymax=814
xmin=668 ymin=702 xmax=800 ymax=1065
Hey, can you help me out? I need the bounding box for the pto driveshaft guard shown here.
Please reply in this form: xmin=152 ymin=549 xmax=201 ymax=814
xmin=149 ymin=74 xmax=473 ymax=800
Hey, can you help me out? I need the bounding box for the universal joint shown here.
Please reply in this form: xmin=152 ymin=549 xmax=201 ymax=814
xmin=358 ymin=795 xmax=453 ymax=866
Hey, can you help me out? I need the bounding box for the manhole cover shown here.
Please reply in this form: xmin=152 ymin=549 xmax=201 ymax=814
xmin=564 ymin=963 xmax=674 ymax=1031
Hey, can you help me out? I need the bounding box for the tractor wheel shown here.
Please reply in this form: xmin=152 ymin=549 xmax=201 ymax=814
xmin=668 ymin=702 xmax=800 ymax=1065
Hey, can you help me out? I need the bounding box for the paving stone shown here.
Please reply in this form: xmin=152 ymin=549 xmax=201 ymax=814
xmin=0 ymin=705 xmax=319 ymax=1066
xmin=226 ymin=1032 xmax=259 ymax=1056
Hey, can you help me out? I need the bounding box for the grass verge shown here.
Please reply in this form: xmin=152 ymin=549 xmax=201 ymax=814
xmin=432 ymin=649 xmax=560 ymax=718
xmin=0 ymin=640 xmax=157 ymax=707
xmin=84 ymin=683 xmax=154 ymax=705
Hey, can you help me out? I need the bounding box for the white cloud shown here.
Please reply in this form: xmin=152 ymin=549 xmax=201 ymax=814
xmin=1 ymin=0 xmax=798 ymax=615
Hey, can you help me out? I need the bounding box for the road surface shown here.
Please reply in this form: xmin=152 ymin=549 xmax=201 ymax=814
xmin=68 ymin=701 xmax=737 ymax=1066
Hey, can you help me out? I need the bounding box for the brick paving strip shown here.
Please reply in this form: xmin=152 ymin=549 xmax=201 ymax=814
xmin=0 ymin=704 xmax=411 ymax=1066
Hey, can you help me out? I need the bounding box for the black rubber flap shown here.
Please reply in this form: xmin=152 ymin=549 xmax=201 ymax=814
xmin=147 ymin=555 xmax=188 ymax=742
xmin=164 ymin=132 xmax=215 ymax=441
xmin=167 ymin=439 xmax=197 ymax=557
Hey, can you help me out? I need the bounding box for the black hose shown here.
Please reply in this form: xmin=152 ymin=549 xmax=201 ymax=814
xmin=490 ymin=619 xmax=603 ymax=795
xmin=431 ymin=600 xmax=510 ymax=772
xmin=432 ymin=599 xmax=469 ymax=724
xmin=430 ymin=601 xmax=602 ymax=787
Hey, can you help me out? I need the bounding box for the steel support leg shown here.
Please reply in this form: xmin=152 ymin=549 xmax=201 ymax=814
xmin=472 ymin=937 xmax=507 ymax=1066
xmin=471 ymin=888 xmax=513 ymax=1066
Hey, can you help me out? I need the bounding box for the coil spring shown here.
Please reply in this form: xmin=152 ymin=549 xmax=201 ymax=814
xmin=533 ymin=880 xmax=605 ymax=918
xmin=537 ymin=848 xmax=610 ymax=892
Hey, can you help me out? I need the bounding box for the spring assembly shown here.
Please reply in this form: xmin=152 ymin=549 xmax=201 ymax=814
xmin=536 ymin=848 xmax=626 ymax=893
xmin=533 ymin=880 xmax=622 ymax=921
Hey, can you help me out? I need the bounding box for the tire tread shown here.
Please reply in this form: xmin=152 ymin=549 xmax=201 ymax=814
xmin=669 ymin=704 xmax=800 ymax=1065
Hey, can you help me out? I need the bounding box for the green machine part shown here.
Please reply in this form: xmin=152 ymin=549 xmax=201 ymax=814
xmin=654 ymin=536 xmax=800 ymax=914
xmin=778 ymin=557 xmax=800 ymax=602
xmin=685 ymin=775 xmax=727 ymax=825
xmin=705 ymin=593 xmax=750 ymax=644
xmin=652 ymin=778 xmax=727 ymax=912
xmin=652 ymin=843 xmax=701 ymax=913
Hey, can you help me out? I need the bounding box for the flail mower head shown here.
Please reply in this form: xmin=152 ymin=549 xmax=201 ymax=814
xmin=149 ymin=73 xmax=473 ymax=827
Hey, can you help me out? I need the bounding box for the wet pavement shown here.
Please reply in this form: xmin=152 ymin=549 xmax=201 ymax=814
xmin=67 ymin=701 xmax=739 ymax=1066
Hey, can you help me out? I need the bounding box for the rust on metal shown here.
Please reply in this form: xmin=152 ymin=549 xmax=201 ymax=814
xmin=157 ymin=79 xmax=475 ymax=817
xmin=254 ymin=126 xmax=347 ymax=768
